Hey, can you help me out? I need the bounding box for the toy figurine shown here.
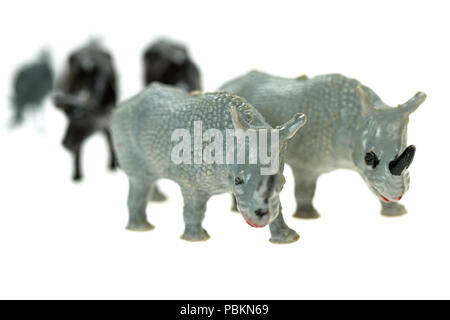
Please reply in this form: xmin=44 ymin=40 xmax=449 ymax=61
xmin=142 ymin=39 xmax=202 ymax=201
xmin=143 ymin=39 xmax=202 ymax=91
xmin=10 ymin=50 xmax=53 ymax=125
xmin=54 ymin=41 xmax=119 ymax=181
xmin=221 ymin=71 xmax=426 ymax=217
xmin=111 ymin=83 xmax=306 ymax=243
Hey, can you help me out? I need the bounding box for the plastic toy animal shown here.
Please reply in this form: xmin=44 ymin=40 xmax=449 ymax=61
xmin=10 ymin=50 xmax=53 ymax=125
xmin=143 ymin=38 xmax=203 ymax=202
xmin=54 ymin=41 xmax=119 ymax=181
xmin=221 ymin=71 xmax=425 ymax=218
xmin=143 ymin=39 xmax=201 ymax=91
xmin=111 ymin=83 xmax=306 ymax=243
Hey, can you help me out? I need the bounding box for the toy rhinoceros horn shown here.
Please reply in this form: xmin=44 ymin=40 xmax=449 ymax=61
xmin=389 ymin=145 xmax=416 ymax=176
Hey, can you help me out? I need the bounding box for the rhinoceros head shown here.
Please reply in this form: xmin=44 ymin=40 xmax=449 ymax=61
xmin=352 ymin=85 xmax=426 ymax=203
xmin=229 ymin=104 xmax=306 ymax=227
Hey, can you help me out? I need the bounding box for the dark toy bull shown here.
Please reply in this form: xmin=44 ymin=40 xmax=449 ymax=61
xmin=54 ymin=41 xmax=119 ymax=181
xmin=143 ymin=39 xmax=201 ymax=91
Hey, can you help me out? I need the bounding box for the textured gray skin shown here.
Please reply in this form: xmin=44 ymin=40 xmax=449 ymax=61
xmin=220 ymin=71 xmax=426 ymax=218
xmin=111 ymin=83 xmax=306 ymax=242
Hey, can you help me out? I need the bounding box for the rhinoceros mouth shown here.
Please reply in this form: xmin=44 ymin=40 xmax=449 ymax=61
xmin=239 ymin=209 xmax=267 ymax=228
xmin=371 ymin=185 xmax=403 ymax=203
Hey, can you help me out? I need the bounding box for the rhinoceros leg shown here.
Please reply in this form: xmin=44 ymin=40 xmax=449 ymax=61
xmin=13 ymin=104 xmax=25 ymax=125
xmin=180 ymin=188 xmax=210 ymax=241
xmin=126 ymin=178 xmax=155 ymax=231
xmin=292 ymin=168 xmax=320 ymax=219
xmin=230 ymin=194 xmax=238 ymax=212
xmin=104 ymin=129 xmax=119 ymax=171
xmin=269 ymin=208 xmax=299 ymax=244
xmin=380 ymin=201 xmax=407 ymax=217
xmin=148 ymin=185 xmax=167 ymax=202
xmin=72 ymin=147 xmax=83 ymax=182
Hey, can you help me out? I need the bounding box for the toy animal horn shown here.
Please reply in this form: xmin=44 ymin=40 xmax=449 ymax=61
xmin=389 ymin=145 xmax=416 ymax=176
xmin=399 ymin=92 xmax=426 ymax=115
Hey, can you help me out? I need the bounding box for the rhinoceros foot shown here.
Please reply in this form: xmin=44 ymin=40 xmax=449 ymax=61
xmin=381 ymin=202 xmax=407 ymax=217
xmin=181 ymin=225 xmax=210 ymax=242
xmin=126 ymin=221 xmax=155 ymax=231
xmin=270 ymin=228 xmax=300 ymax=244
xmin=293 ymin=205 xmax=320 ymax=219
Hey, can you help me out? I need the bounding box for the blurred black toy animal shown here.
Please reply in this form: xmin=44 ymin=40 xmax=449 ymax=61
xmin=143 ymin=39 xmax=201 ymax=91
xmin=11 ymin=50 xmax=53 ymax=125
xmin=54 ymin=41 xmax=118 ymax=181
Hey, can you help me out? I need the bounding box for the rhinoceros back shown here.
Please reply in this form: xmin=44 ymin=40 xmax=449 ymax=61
xmin=221 ymin=71 xmax=382 ymax=171
xmin=112 ymin=84 xmax=195 ymax=179
xmin=111 ymin=83 xmax=263 ymax=183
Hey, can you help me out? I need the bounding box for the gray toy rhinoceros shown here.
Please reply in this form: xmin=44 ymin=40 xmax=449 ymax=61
xmin=111 ymin=83 xmax=306 ymax=243
xmin=220 ymin=71 xmax=426 ymax=218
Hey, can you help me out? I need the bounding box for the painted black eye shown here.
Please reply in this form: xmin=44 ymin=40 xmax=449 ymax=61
xmin=234 ymin=177 xmax=244 ymax=185
xmin=365 ymin=151 xmax=379 ymax=168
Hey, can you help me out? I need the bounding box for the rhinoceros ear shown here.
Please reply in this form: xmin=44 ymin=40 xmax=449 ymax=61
xmin=278 ymin=113 xmax=307 ymax=143
xmin=356 ymin=85 xmax=376 ymax=117
xmin=230 ymin=105 xmax=251 ymax=131
xmin=399 ymin=92 xmax=426 ymax=115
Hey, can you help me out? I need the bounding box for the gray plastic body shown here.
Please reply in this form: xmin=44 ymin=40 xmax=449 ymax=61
xmin=221 ymin=71 xmax=425 ymax=218
xmin=111 ymin=83 xmax=306 ymax=242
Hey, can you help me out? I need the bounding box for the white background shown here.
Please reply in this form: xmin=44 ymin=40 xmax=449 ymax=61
xmin=0 ymin=0 xmax=448 ymax=299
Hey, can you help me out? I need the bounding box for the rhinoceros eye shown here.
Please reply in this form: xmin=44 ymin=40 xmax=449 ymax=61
xmin=365 ymin=151 xmax=379 ymax=168
xmin=234 ymin=177 xmax=244 ymax=185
